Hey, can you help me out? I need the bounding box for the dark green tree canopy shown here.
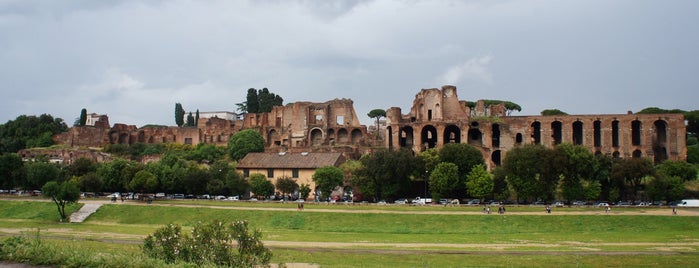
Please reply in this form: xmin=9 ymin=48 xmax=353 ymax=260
xmin=312 ymin=166 xmax=344 ymax=200
xmin=464 ymin=100 xmax=522 ymax=115
xmin=249 ymin=173 xmax=274 ymax=199
xmin=186 ymin=112 xmax=195 ymax=127
xmin=75 ymin=108 xmax=87 ymax=126
xmin=239 ymin=88 xmax=284 ymax=114
xmin=0 ymin=114 xmax=68 ymax=153
xmin=656 ymin=160 xmax=698 ymax=181
xmin=175 ymin=103 xmax=185 ymax=127
xmin=541 ymin=109 xmax=568 ymax=116
xmin=355 ymin=149 xmax=419 ymax=201
xmin=227 ymin=129 xmax=265 ymax=161
xmin=42 ymin=180 xmax=80 ymax=221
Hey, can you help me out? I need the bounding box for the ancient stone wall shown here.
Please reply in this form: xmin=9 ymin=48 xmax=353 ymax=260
xmin=18 ymin=148 xmax=113 ymax=164
xmin=386 ymin=85 xmax=687 ymax=169
xmin=243 ymin=99 xmax=373 ymax=152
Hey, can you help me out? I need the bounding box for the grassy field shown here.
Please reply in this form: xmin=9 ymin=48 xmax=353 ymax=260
xmin=1 ymin=199 xmax=698 ymax=267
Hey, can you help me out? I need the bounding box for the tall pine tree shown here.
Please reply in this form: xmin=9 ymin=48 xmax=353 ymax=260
xmin=175 ymin=103 xmax=185 ymax=127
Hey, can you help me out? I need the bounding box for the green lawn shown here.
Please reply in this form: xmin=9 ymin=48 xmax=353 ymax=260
xmin=1 ymin=200 xmax=698 ymax=267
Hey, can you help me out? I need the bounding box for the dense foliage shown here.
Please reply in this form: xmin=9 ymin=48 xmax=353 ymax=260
xmin=174 ymin=103 xmax=185 ymax=127
xmin=541 ymin=109 xmax=568 ymax=116
xmin=0 ymin=114 xmax=68 ymax=153
xmin=143 ymin=220 xmax=272 ymax=267
xmin=240 ymin=88 xmax=284 ymax=114
xmin=228 ymin=129 xmax=265 ymax=161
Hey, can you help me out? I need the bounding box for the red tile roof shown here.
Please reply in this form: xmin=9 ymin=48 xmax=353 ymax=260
xmin=237 ymin=152 xmax=345 ymax=169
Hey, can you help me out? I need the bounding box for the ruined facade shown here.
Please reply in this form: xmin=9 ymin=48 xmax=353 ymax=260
xmin=386 ymin=85 xmax=687 ymax=169
xmin=52 ymin=99 xmax=374 ymax=160
xmin=242 ymin=98 xmax=374 ymax=156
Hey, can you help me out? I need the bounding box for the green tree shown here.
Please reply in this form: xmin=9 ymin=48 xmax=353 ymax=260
xmin=656 ymin=160 xmax=698 ymax=181
xmin=299 ymin=183 xmax=311 ymax=201
xmin=183 ymin=166 xmax=211 ymax=195
xmin=67 ymin=157 xmax=96 ymax=177
xmin=466 ymin=164 xmax=494 ymax=200
xmin=355 ymin=149 xmax=418 ymax=201
xmin=688 ymin=145 xmax=699 ymax=164
xmin=129 ymin=170 xmax=158 ymax=193
xmin=246 ymin=88 xmax=259 ymax=113
xmin=313 ymin=166 xmax=344 ymax=201
xmin=418 ymin=148 xmax=441 ymax=173
xmin=646 ymin=175 xmax=685 ymax=202
xmin=186 ymin=112 xmax=195 ymax=127
xmin=249 ymin=173 xmax=274 ymax=199
xmin=503 ymin=144 xmax=552 ymax=203
xmin=439 ymin=143 xmax=484 ymax=198
xmin=195 ymin=109 xmax=200 ymax=126
xmin=227 ymin=129 xmax=265 ymax=161
xmin=79 ymin=172 xmax=103 ymax=192
xmin=541 ymin=109 xmax=568 ymax=116
xmin=175 ymin=103 xmax=185 ymax=127
xmin=0 ymin=153 xmax=24 ymax=189
xmin=41 ymin=180 xmax=80 ymax=222
xmin=76 ymin=108 xmax=87 ymax=126
xmin=275 ymin=176 xmax=298 ymax=199
xmin=491 ymin=167 xmax=510 ymax=201
xmin=367 ymin=109 xmax=386 ymax=138
xmin=556 ymin=144 xmax=595 ymax=203
xmin=611 ymin=157 xmax=655 ymax=201
xmin=0 ymin=114 xmax=68 ymax=153
xmin=24 ymin=161 xmax=62 ymax=190
xmin=429 ymin=162 xmax=459 ymax=199
xmin=96 ymin=158 xmax=133 ymax=192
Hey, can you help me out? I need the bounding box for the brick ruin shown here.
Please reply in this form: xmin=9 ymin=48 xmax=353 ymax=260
xmin=51 ymin=98 xmax=375 ymax=161
xmin=47 ymin=85 xmax=687 ymax=166
xmin=386 ymin=85 xmax=687 ymax=169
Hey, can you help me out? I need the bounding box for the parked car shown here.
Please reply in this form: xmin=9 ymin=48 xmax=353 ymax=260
xmin=226 ymin=195 xmax=240 ymax=201
xmin=554 ymin=201 xmax=564 ymax=207
xmin=439 ymin=199 xmax=449 ymax=205
xmin=394 ymin=198 xmax=408 ymax=204
xmin=616 ymin=201 xmax=631 ymax=206
xmin=173 ymin=194 xmax=185 ymax=199
xmin=595 ymin=202 xmax=610 ymax=207
xmin=467 ymin=199 xmax=480 ymax=205
xmin=572 ymin=201 xmax=586 ymax=206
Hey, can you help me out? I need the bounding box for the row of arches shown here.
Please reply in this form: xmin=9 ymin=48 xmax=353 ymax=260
xmin=267 ymin=127 xmax=365 ymax=147
xmin=388 ymin=118 xmax=671 ymax=164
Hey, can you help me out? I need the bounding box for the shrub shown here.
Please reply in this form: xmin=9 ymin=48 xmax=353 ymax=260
xmin=143 ymin=220 xmax=272 ymax=267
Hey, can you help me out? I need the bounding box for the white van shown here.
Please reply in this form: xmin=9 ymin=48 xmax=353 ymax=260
xmin=677 ymin=199 xmax=699 ymax=207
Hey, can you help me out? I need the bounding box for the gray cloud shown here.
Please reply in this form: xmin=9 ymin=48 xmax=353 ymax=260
xmin=1 ymin=0 xmax=697 ymax=127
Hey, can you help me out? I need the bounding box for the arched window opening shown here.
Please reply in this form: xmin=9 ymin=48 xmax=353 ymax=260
xmin=492 ymin=124 xmax=501 ymax=147
xmin=491 ymin=150 xmax=502 ymax=166
xmin=551 ymin=121 xmax=562 ymax=145
xmin=531 ymin=122 xmax=541 ymax=144
xmin=572 ymin=121 xmax=583 ymax=145
xmin=631 ymin=120 xmax=642 ymax=146
xmin=632 ymin=149 xmax=642 ymax=158
xmin=443 ymin=125 xmax=461 ymax=144
xmin=593 ymin=120 xmax=602 ymax=147
xmin=612 ymin=120 xmax=620 ymax=147
xmin=421 ymin=125 xmax=438 ymax=150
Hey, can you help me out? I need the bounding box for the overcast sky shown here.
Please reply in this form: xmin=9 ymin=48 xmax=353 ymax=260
xmin=1 ymin=0 xmax=697 ymax=127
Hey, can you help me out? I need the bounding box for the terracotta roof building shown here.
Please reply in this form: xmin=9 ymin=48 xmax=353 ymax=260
xmin=237 ymin=152 xmax=346 ymax=200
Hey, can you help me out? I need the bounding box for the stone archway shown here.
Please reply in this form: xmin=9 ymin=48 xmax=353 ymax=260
xmin=310 ymin=128 xmax=323 ymax=146
xmin=421 ymin=125 xmax=438 ymax=150
xmin=443 ymin=125 xmax=461 ymax=144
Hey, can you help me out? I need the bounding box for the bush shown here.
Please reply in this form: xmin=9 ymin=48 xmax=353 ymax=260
xmin=143 ymin=220 xmax=273 ymax=267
